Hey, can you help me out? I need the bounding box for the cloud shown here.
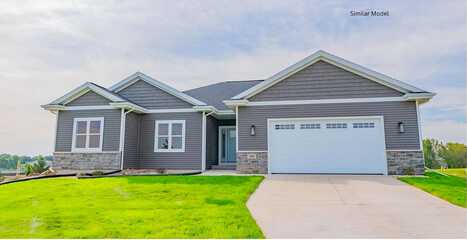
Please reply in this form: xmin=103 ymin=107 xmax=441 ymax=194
xmin=423 ymin=120 xmax=466 ymax=144
xmin=424 ymin=87 xmax=466 ymax=111
xmin=0 ymin=0 xmax=465 ymax=155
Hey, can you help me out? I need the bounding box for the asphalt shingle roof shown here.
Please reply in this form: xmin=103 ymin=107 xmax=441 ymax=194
xmin=184 ymin=80 xmax=263 ymax=110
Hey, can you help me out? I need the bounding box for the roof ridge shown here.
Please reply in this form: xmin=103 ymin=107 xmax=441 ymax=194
xmin=184 ymin=79 xmax=264 ymax=93
xmin=223 ymin=79 xmax=264 ymax=83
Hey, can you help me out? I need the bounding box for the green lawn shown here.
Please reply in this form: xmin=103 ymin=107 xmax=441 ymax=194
xmin=0 ymin=176 xmax=264 ymax=238
xmin=398 ymin=171 xmax=466 ymax=208
xmin=437 ymin=168 xmax=467 ymax=179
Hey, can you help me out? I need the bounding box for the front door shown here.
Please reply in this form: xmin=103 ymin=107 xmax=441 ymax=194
xmin=219 ymin=126 xmax=236 ymax=165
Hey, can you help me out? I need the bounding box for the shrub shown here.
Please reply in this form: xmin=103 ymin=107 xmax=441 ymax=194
xmin=402 ymin=167 xmax=415 ymax=175
xmin=24 ymin=164 xmax=34 ymax=176
xmin=24 ymin=157 xmax=49 ymax=176
xmin=0 ymin=173 xmax=4 ymax=182
xmin=91 ymin=171 xmax=105 ymax=176
xmin=32 ymin=157 xmax=48 ymax=173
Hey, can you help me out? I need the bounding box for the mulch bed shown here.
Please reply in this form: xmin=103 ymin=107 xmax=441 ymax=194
xmin=0 ymin=169 xmax=120 ymax=185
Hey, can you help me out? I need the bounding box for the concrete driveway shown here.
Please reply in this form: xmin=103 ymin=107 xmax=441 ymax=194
xmin=247 ymin=175 xmax=467 ymax=238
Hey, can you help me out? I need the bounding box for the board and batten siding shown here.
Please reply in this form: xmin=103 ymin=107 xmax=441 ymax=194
xmin=55 ymin=109 xmax=121 ymax=152
xmin=123 ymin=113 xmax=140 ymax=168
xmin=250 ymin=60 xmax=403 ymax=101
xmin=138 ymin=112 xmax=202 ymax=169
xmin=238 ymin=101 xmax=420 ymax=151
xmin=118 ymin=80 xmax=193 ymax=109
xmin=66 ymin=91 xmax=111 ymax=106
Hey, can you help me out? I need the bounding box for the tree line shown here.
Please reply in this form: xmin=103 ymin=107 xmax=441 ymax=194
xmin=423 ymin=139 xmax=466 ymax=169
xmin=0 ymin=154 xmax=52 ymax=170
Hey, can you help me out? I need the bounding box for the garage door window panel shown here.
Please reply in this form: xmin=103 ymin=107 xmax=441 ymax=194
xmin=326 ymin=123 xmax=347 ymax=129
xmin=353 ymin=122 xmax=375 ymax=128
xmin=275 ymin=124 xmax=295 ymax=130
xmin=300 ymin=123 xmax=321 ymax=129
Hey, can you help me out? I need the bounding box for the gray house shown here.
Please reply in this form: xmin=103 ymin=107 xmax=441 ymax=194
xmin=42 ymin=50 xmax=434 ymax=175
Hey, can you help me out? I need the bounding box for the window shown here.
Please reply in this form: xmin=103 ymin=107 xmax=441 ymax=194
xmin=154 ymin=120 xmax=185 ymax=152
xmin=353 ymin=122 xmax=375 ymax=128
xmin=72 ymin=117 xmax=104 ymax=152
xmin=326 ymin=123 xmax=347 ymax=129
xmin=300 ymin=123 xmax=321 ymax=129
xmin=275 ymin=124 xmax=295 ymax=130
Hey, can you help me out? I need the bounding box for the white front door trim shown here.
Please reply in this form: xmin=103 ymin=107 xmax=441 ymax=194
xmin=218 ymin=126 xmax=237 ymax=165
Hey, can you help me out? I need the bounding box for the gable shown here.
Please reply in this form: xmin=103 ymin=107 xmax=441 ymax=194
xmin=250 ymin=60 xmax=404 ymax=102
xmin=118 ymin=80 xmax=193 ymax=109
xmin=66 ymin=90 xmax=111 ymax=106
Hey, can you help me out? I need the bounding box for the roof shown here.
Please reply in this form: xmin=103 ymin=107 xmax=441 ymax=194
xmin=232 ymin=50 xmax=431 ymax=100
xmin=109 ymin=72 xmax=207 ymax=106
xmin=44 ymin=50 xmax=434 ymax=113
xmin=48 ymin=82 xmax=127 ymax=105
xmin=184 ymin=80 xmax=263 ymax=110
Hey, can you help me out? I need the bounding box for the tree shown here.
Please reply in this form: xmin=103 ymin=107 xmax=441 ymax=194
xmin=439 ymin=142 xmax=467 ymax=168
xmin=423 ymin=139 xmax=443 ymax=168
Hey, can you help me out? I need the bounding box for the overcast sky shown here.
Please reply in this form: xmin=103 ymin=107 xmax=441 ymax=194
xmin=0 ymin=0 xmax=465 ymax=156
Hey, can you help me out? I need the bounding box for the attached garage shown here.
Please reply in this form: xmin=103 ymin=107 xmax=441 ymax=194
xmin=268 ymin=116 xmax=387 ymax=174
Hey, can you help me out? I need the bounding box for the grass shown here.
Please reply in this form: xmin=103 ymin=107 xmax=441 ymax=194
xmin=0 ymin=176 xmax=264 ymax=238
xmin=398 ymin=170 xmax=466 ymax=208
xmin=437 ymin=168 xmax=467 ymax=179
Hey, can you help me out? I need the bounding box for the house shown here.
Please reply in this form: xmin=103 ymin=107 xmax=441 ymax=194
xmin=41 ymin=50 xmax=435 ymax=175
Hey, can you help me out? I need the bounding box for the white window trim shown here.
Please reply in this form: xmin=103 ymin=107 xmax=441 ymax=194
xmin=71 ymin=117 xmax=104 ymax=153
xmin=154 ymin=120 xmax=186 ymax=153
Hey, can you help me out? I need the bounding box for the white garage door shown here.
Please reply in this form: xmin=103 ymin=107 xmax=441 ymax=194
xmin=268 ymin=116 xmax=387 ymax=174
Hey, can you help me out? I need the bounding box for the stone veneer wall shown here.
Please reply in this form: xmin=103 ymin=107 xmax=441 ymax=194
xmin=386 ymin=150 xmax=424 ymax=175
xmin=237 ymin=152 xmax=268 ymax=174
xmin=237 ymin=150 xmax=425 ymax=175
xmin=53 ymin=152 xmax=121 ymax=170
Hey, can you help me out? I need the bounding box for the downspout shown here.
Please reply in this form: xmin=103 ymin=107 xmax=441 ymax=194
xmin=416 ymin=100 xmax=423 ymax=150
xmin=235 ymin=105 xmax=239 ymax=153
xmin=53 ymin=110 xmax=59 ymax=155
xmin=119 ymin=108 xmax=134 ymax=170
xmin=201 ymin=111 xmax=207 ymax=171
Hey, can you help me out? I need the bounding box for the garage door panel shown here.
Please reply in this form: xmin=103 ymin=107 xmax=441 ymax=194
xmin=269 ymin=117 xmax=387 ymax=174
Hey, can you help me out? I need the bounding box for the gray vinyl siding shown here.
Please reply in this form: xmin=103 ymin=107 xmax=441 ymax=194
xmin=138 ymin=112 xmax=202 ymax=169
xmin=238 ymin=101 xmax=420 ymax=151
xmin=118 ymin=80 xmax=193 ymax=109
xmin=206 ymin=116 xmax=219 ymax=168
xmin=55 ymin=110 xmax=121 ymax=152
xmin=66 ymin=91 xmax=111 ymax=106
xmin=250 ymin=60 xmax=403 ymax=101
xmin=123 ymin=113 xmax=140 ymax=168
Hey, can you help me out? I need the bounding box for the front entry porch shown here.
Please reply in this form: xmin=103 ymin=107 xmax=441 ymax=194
xmin=209 ymin=124 xmax=237 ymax=170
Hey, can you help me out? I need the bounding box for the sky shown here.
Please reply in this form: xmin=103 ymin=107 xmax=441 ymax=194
xmin=0 ymin=0 xmax=465 ymax=156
